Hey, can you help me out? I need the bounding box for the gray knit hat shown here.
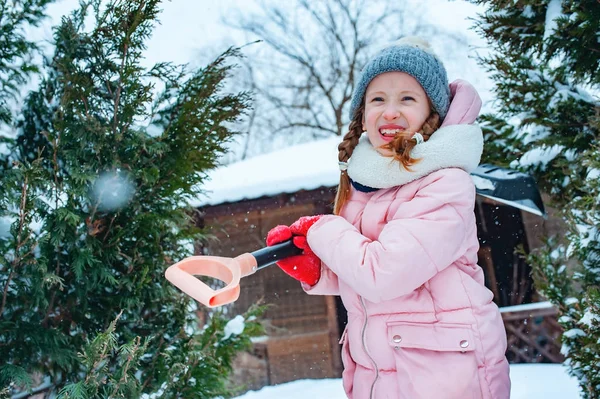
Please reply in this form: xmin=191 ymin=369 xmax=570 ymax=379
xmin=350 ymin=37 xmax=450 ymax=120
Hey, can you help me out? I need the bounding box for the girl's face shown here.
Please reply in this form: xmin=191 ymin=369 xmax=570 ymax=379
xmin=362 ymin=72 xmax=431 ymax=155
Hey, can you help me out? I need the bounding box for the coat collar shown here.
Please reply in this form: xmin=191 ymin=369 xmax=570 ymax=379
xmin=347 ymin=124 xmax=483 ymax=189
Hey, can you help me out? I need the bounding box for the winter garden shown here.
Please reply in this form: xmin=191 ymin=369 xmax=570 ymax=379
xmin=0 ymin=0 xmax=598 ymax=398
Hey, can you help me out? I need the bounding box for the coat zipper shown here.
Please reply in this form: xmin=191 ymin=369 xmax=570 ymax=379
xmin=360 ymin=296 xmax=379 ymax=399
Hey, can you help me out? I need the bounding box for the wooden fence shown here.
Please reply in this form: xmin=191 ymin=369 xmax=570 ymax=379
xmin=500 ymin=301 xmax=564 ymax=363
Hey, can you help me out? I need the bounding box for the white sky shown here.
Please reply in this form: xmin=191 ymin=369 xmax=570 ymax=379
xmin=36 ymin=0 xmax=255 ymax=67
xmin=38 ymin=0 xmax=487 ymax=59
xmin=12 ymin=0 xmax=493 ymax=128
xmin=18 ymin=0 xmax=495 ymax=206
xmin=34 ymin=0 xmax=491 ymax=95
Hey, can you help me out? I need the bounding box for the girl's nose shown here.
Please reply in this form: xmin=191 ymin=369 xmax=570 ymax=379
xmin=382 ymin=106 xmax=400 ymax=121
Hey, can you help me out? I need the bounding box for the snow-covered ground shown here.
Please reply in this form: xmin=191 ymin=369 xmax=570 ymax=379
xmin=234 ymin=364 xmax=581 ymax=399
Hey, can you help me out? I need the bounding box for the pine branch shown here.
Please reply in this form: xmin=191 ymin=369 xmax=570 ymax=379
xmin=10 ymin=381 xmax=55 ymax=399
xmin=0 ymin=174 xmax=29 ymax=317
xmin=112 ymin=42 xmax=128 ymax=137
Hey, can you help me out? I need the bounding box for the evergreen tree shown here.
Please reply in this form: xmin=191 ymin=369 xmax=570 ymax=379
xmin=0 ymin=0 xmax=53 ymax=125
xmin=0 ymin=0 xmax=53 ymax=171
xmin=0 ymin=0 xmax=263 ymax=397
xmin=471 ymin=1 xmax=600 ymax=397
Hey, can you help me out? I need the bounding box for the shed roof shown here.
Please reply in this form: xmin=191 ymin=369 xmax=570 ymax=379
xmin=191 ymin=137 xmax=341 ymax=207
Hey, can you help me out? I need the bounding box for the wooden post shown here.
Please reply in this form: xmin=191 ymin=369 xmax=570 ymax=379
xmin=325 ymin=295 xmax=342 ymax=376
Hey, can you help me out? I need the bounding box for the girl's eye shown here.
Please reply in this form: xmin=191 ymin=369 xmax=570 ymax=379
xmin=402 ymin=96 xmax=415 ymax=102
xmin=371 ymin=96 xmax=384 ymax=102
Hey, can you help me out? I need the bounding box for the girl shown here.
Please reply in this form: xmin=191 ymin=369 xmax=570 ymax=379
xmin=266 ymin=37 xmax=511 ymax=399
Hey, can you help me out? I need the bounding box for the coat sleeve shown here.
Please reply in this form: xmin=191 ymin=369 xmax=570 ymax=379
xmin=301 ymin=262 xmax=340 ymax=296
xmin=306 ymin=169 xmax=475 ymax=303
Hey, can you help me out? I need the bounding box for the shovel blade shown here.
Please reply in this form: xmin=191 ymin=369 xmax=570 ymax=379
xmin=471 ymin=164 xmax=546 ymax=217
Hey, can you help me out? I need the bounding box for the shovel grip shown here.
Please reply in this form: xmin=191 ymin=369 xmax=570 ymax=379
xmin=251 ymin=239 xmax=303 ymax=269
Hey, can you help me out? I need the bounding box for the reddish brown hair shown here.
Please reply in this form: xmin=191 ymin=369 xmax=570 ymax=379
xmin=333 ymin=105 xmax=441 ymax=215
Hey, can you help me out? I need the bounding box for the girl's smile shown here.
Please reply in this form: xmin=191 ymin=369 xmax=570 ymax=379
xmin=379 ymin=123 xmax=409 ymax=142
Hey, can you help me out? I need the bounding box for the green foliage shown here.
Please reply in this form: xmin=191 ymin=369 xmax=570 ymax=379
xmin=472 ymin=1 xmax=600 ymax=396
xmin=53 ymin=306 xmax=264 ymax=399
xmin=0 ymin=0 xmax=262 ymax=397
xmin=531 ymin=238 xmax=600 ymax=397
xmin=56 ymin=312 xmax=148 ymax=399
xmin=0 ymin=0 xmax=53 ymax=125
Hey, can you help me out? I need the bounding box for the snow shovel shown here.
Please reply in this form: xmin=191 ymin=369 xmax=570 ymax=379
xmin=471 ymin=163 xmax=546 ymax=218
xmin=166 ymin=164 xmax=546 ymax=308
xmin=165 ymin=239 xmax=302 ymax=308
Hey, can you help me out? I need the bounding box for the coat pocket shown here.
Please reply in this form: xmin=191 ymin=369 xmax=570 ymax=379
xmin=387 ymin=321 xmax=483 ymax=399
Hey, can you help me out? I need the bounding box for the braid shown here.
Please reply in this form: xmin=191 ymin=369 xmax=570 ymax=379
xmin=421 ymin=111 xmax=440 ymax=137
xmin=333 ymin=108 xmax=364 ymax=215
xmin=338 ymin=114 xmax=363 ymax=163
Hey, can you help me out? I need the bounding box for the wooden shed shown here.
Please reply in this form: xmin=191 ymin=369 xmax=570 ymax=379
xmin=192 ymin=137 xmax=565 ymax=392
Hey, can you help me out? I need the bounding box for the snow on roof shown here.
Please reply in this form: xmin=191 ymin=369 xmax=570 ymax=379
xmin=191 ymin=136 xmax=341 ymax=207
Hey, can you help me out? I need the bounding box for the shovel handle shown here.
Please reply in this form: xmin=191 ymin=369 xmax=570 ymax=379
xmin=251 ymin=239 xmax=303 ymax=270
xmin=165 ymin=239 xmax=304 ymax=308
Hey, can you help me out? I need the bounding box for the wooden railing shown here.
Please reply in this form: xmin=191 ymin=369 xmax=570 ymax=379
xmin=500 ymin=301 xmax=564 ymax=363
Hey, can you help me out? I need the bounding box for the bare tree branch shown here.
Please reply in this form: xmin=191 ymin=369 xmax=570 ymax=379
xmin=222 ymin=0 xmax=471 ymax=158
xmin=278 ymin=122 xmax=338 ymax=135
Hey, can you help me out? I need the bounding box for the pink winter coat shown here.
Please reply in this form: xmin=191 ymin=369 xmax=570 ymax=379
xmin=303 ymin=81 xmax=511 ymax=399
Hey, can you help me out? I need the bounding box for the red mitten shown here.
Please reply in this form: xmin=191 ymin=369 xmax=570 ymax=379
xmin=266 ymin=225 xmax=293 ymax=246
xmin=289 ymin=215 xmax=324 ymax=237
xmin=265 ymin=219 xmax=323 ymax=286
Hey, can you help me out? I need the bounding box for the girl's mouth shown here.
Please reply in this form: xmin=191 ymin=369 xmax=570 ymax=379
xmin=379 ymin=127 xmax=406 ymax=142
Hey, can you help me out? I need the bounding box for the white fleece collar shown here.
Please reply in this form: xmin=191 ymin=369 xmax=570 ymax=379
xmin=347 ymin=124 xmax=483 ymax=189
